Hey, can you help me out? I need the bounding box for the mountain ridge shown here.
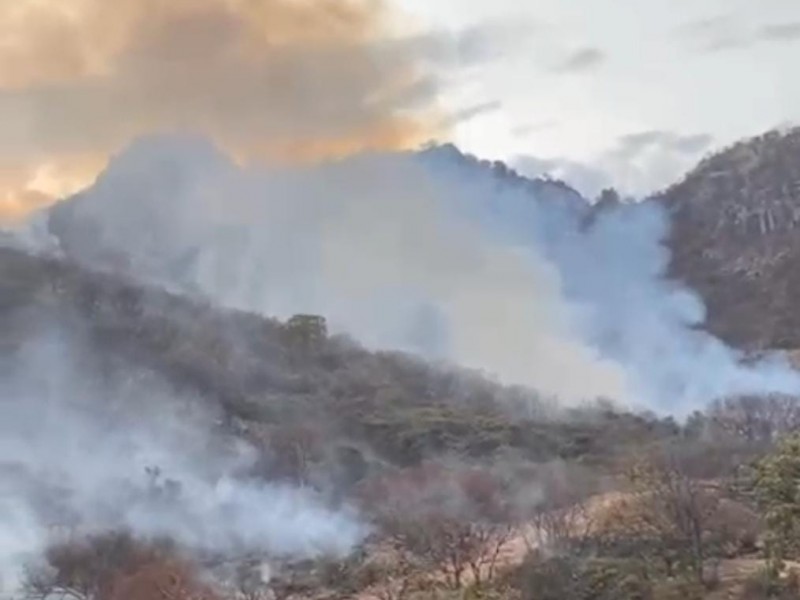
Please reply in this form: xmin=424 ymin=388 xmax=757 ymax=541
xmin=656 ymin=126 xmax=800 ymax=350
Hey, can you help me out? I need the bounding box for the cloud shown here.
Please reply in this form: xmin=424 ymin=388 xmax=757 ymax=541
xmin=615 ymin=130 xmax=713 ymax=159
xmin=512 ymin=120 xmax=559 ymax=138
xmin=674 ymin=15 xmax=750 ymax=52
xmin=671 ymin=133 xmax=715 ymax=154
xmin=514 ymin=156 xmax=614 ymax=198
xmin=514 ymin=129 xmax=714 ymax=198
xmin=553 ymin=48 xmax=606 ymax=73
xmin=677 ymin=15 xmax=800 ymax=53
xmin=0 ymin=0 xmax=488 ymax=223
xmin=442 ymin=100 xmax=503 ymax=128
xmin=760 ymin=22 xmax=800 ymax=42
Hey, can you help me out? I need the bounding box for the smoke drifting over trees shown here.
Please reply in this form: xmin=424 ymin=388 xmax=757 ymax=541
xmin=36 ymin=136 xmax=800 ymax=414
xmin=0 ymin=320 xmax=365 ymax=593
xmin=1 ymin=1 xmax=800 ymax=598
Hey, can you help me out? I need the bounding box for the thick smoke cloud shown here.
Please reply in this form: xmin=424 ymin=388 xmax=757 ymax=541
xmin=36 ymin=135 xmax=800 ymax=414
xmin=0 ymin=0 xmax=455 ymax=222
xmin=44 ymin=136 xmax=628 ymax=405
xmin=0 ymin=319 xmax=365 ymax=593
xmin=443 ymin=172 xmax=800 ymax=413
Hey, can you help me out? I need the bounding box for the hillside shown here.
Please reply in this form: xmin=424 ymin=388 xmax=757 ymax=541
xmin=0 ymin=243 xmax=678 ymax=476
xmin=658 ymin=127 xmax=800 ymax=351
xmin=5 ymin=133 xmax=800 ymax=599
xmin=0 ymin=239 xmax=695 ymax=598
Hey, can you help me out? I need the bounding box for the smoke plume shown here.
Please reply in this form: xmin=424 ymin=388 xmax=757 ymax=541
xmin=4 ymin=138 xmax=800 ymax=593
xmin=34 ymin=135 xmax=800 ymax=414
xmin=0 ymin=317 xmax=365 ymax=594
xmin=0 ymin=0 xmax=455 ymax=222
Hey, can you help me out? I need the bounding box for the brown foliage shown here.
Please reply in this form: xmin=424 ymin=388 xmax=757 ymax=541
xmin=708 ymin=394 xmax=800 ymax=445
xmin=592 ymin=446 xmax=758 ymax=586
xmin=517 ymin=461 xmax=597 ymax=555
xmin=109 ymin=560 xmax=218 ymax=600
xmin=361 ymin=463 xmax=517 ymax=590
xmin=24 ymin=531 xmax=175 ymax=600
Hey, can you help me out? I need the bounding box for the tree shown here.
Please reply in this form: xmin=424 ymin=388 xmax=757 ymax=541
xmin=259 ymin=424 xmax=323 ymax=485
xmin=709 ymin=394 xmax=800 ymax=445
xmin=596 ymin=188 xmax=621 ymax=208
xmin=361 ymin=463 xmax=518 ymax=590
xmin=24 ymin=531 xmax=175 ymax=600
xmin=230 ymin=559 xmax=271 ymax=600
xmin=366 ymin=554 xmax=422 ymax=600
xmin=108 ymin=559 xmax=217 ymax=600
xmin=519 ymin=461 xmax=595 ymax=556
xmin=752 ymin=433 xmax=800 ymax=578
xmin=596 ymin=447 xmax=725 ymax=586
xmin=283 ymin=315 xmax=327 ymax=352
xmin=517 ymin=555 xmax=658 ymax=600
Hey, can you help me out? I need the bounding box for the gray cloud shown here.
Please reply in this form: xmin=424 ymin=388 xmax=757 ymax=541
xmin=554 ymin=48 xmax=606 ymax=73
xmin=514 ymin=129 xmax=714 ymax=198
xmin=677 ymin=15 xmax=800 ymax=53
xmin=514 ymin=155 xmax=614 ymax=198
xmin=673 ymin=133 xmax=715 ymax=153
xmin=615 ymin=130 xmax=714 ymax=159
xmin=675 ymin=14 xmax=749 ymax=52
xmin=443 ymin=100 xmax=503 ymax=128
xmin=512 ymin=120 xmax=559 ymax=138
xmin=760 ymin=22 xmax=800 ymax=42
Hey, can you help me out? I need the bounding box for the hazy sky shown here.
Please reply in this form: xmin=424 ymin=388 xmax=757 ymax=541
xmin=396 ymin=0 xmax=800 ymax=196
xmin=1 ymin=0 xmax=799 ymax=220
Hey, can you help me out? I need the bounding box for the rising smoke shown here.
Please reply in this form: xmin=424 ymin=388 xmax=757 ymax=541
xmin=33 ymin=134 xmax=800 ymax=415
xmin=0 ymin=0 xmax=488 ymax=590
xmin=0 ymin=313 xmax=365 ymax=594
xmin=1 ymin=1 xmax=799 ymax=591
xmin=0 ymin=0 xmax=468 ymax=221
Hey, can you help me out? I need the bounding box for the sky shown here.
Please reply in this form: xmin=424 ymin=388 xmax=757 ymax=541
xmin=395 ymin=0 xmax=800 ymax=197
xmin=0 ymin=0 xmax=799 ymax=221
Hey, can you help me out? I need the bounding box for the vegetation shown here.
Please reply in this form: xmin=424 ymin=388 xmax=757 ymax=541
xmin=752 ymin=434 xmax=800 ymax=579
xmin=5 ymin=244 xmax=800 ymax=599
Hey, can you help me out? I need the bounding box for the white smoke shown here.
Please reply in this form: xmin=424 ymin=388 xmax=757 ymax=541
xmin=421 ymin=151 xmax=800 ymax=413
xmin=26 ymin=134 xmax=800 ymax=415
xmin=0 ymin=320 xmax=365 ymax=593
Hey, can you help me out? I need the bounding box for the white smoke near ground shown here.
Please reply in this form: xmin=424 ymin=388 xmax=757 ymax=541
xmin=17 ymin=134 xmax=800 ymax=415
xmin=431 ymin=159 xmax=800 ymax=414
xmin=0 ymin=319 xmax=365 ymax=594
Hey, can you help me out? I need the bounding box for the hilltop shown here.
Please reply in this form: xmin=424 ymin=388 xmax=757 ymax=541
xmin=658 ymin=127 xmax=800 ymax=350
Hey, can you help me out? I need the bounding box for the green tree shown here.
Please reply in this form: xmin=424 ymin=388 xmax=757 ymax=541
xmin=752 ymin=434 xmax=800 ymax=577
xmin=284 ymin=314 xmax=327 ymax=352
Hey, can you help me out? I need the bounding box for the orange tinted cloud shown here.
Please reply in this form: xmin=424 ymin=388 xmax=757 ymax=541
xmin=0 ymin=0 xmax=446 ymax=222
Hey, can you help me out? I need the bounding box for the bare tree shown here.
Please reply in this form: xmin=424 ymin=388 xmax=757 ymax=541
xmin=362 ymin=551 xmax=423 ymax=600
xmin=518 ymin=462 xmax=596 ymax=556
xmin=24 ymin=531 xmax=174 ymax=600
xmin=231 ymin=560 xmax=272 ymax=600
xmin=362 ymin=463 xmax=518 ymax=590
xmin=108 ymin=559 xmax=217 ymax=600
xmin=265 ymin=425 xmax=323 ymax=485
xmin=709 ymin=394 xmax=800 ymax=445
xmin=603 ymin=447 xmax=725 ymax=585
